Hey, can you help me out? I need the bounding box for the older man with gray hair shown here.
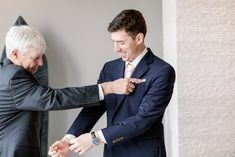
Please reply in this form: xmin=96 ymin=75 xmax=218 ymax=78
xmin=0 ymin=25 xmax=143 ymax=157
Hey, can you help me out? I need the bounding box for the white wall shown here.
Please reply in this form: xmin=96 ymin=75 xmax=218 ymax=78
xmin=162 ymin=0 xmax=178 ymax=157
xmin=176 ymin=1 xmax=235 ymax=157
xmin=0 ymin=1 xmax=163 ymax=157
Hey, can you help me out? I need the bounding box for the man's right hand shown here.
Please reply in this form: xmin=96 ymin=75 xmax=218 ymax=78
xmin=48 ymin=137 xmax=70 ymax=157
xmin=100 ymin=78 xmax=145 ymax=95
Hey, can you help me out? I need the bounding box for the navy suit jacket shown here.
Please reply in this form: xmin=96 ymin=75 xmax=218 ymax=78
xmin=67 ymin=48 xmax=175 ymax=157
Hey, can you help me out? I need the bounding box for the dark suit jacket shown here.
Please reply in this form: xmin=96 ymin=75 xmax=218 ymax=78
xmin=0 ymin=59 xmax=100 ymax=157
xmin=67 ymin=48 xmax=175 ymax=157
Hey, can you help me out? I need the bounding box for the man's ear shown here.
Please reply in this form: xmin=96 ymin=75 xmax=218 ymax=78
xmin=135 ymin=33 xmax=144 ymax=44
xmin=10 ymin=49 xmax=18 ymax=59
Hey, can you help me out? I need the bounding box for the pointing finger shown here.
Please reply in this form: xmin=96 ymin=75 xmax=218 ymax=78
xmin=129 ymin=78 xmax=146 ymax=84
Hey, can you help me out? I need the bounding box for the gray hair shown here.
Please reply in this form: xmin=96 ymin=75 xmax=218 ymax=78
xmin=5 ymin=25 xmax=46 ymax=58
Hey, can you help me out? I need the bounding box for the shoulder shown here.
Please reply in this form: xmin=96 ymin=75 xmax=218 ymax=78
xmin=155 ymin=56 xmax=174 ymax=70
xmin=148 ymin=51 xmax=174 ymax=70
xmin=101 ymin=58 xmax=123 ymax=70
xmin=105 ymin=58 xmax=122 ymax=66
xmin=147 ymin=53 xmax=175 ymax=79
xmin=10 ymin=65 xmax=30 ymax=78
xmin=0 ymin=64 xmax=27 ymax=89
xmin=1 ymin=63 xmax=22 ymax=78
xmin=1 ymin=64 xmax=32 ymax=83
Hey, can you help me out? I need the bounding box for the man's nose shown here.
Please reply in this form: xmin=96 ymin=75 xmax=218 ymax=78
xmin=114 ymin=43 xmax=121 ymax=52
xmin=38 ymin=57 xmax=43 ymax=66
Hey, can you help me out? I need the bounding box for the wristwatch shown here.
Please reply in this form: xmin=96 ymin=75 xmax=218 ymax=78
xmin=91 ymin=131 xmax=100 ymax=146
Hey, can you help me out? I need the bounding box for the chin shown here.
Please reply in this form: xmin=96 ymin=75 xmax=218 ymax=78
xmin=31 ymin=69 xmax=38 ymax=74
xmin=121 ymin=57 xmax=128 ymax=62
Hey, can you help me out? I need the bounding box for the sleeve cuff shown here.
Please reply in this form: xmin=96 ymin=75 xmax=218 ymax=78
xmin=98 ymin=84 xmax=104 ymax=100
xmin=97 ymin=130 xmax=107 ymax=144
xmin=64 ymin=134 xmax=76 ymax=139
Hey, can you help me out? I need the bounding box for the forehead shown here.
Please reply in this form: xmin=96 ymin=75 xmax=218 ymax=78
xmin=24 ymin=48 xmax=43 ymax=57
xmin=111 ymin=30 xmax=131 ymax=41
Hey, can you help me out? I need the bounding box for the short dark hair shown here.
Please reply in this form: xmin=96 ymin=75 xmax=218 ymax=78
xmin=107 ymin=9 xmax=147 ymax=39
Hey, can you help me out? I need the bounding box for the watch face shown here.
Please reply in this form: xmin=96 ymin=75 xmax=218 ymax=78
xmin=93 ymin=139 xmax=100 ymax=146
xmin=91 ymin=132 xmax=100 ymax=146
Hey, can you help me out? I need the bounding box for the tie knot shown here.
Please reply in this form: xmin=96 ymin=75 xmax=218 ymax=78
xmin=125 ymin=63 xmax=135 ymax=78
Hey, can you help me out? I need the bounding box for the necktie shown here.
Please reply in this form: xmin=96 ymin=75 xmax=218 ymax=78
xmin=125 ymin=62 xmax=135 ymax=78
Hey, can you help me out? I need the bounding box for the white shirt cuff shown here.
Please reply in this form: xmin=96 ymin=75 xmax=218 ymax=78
xmin=64 ymin=134 xmax=76 ymax=139
xmin=98 ymin=84 xmax=104 ymax=100
xmin=97 ymin=130 xmax=107 ymax=144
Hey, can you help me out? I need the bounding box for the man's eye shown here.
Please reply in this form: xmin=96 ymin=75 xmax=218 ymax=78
xmin=31 ymin=58 xmax=37 ymax=62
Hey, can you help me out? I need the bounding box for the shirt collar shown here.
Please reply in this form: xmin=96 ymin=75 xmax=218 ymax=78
xmin=125 ymin=47 xmax=147 ymax=67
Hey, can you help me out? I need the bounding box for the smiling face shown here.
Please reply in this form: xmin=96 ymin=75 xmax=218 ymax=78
xmin=5 ymin=26 xmax=46 ymax=74
xmin=12 ymin=48 xmax=43 ymax=74
xmin=108 ymin=10 xmax=147 ymax=61
xmin=111 ymin=30 xmax=142 ymax=62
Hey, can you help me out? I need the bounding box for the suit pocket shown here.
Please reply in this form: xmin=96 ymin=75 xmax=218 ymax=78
xmin=16 ymin=146 xmax=40 ymax=157
xmin=132 ymin=81 xmax=146 ymax=96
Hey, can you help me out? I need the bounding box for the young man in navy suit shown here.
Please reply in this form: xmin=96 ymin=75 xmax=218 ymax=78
xmin=49 ymin=9 xmax=175 ymax=157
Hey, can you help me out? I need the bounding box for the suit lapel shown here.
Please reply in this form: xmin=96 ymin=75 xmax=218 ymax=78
xmin=112 ymin=49 xmax=154 ymax=121
xmin=131 ymin=48 xmax=154 ymax=79
xmin=131 ymin=58 xmax=149 ymax=79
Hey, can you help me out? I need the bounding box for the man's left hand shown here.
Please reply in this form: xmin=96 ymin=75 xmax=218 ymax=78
xmin=69 ymin=133 xmax=93 ymax=155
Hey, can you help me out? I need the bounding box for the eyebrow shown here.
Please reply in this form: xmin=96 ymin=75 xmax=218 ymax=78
xmin=111 ymin=39 xmax=125 ymax=43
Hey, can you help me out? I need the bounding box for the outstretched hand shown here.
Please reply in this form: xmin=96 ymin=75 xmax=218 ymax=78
xmin=48 ymin=138 xmax=70 ymax=157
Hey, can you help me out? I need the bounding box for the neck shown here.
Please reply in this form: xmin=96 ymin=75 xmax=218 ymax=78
xmin=130 ymin=44 xmax=146 ymax=61
xmin=137 ymin=44 xmax=146 ymax=54
xmin=140 ymin=44 xmax=146 ymax=53
xmin=9 ymin=57 xmax=20 ymax=66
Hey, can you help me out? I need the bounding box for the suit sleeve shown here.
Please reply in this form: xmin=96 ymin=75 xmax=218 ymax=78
xmin=66 ymin=63 xmax=108 ymax=136
xmin=10 ymin=68 xmax=100 ymax=111
xmin=66 ymin=102 xmax=106 ymax=136
xmin=102 ymin=65 xmax=175 ymax=145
